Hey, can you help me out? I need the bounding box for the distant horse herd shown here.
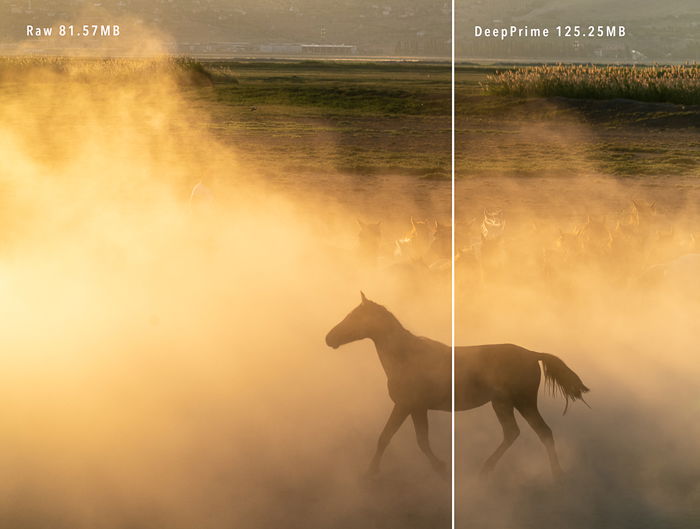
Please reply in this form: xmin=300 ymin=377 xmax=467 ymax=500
xmin=354 ymin=200 xmax=699 ymax=296
xmin=326 ymin=199 xmax=698 ymax=480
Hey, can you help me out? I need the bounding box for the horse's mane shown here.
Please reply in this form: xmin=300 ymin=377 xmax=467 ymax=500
xmin=366 ymin=300 xmax=406 ymax=330
xmin=366 ymin=300 xmax=447 ymax=350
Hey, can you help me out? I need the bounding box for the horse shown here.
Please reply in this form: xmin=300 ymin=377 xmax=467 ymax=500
xmin=325 ymin=293 xmax=589 ymax=479
xmin=480 ymin=209 xmax=507 ymax=281
xmin=481 ymin=208 xmax=505 ymax=242
xmin=394 ymin=217 xmax=433 ymax=260
xmin=427 ymin=221 xmax=452 ymax=262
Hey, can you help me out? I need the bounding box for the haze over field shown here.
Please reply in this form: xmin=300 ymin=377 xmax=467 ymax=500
xmin=0 ymin=57 xmax=453 ymax=528
xmin=455 ymin=65 xmax=700 ymax=527
xmin=452 ymin=181 xmax=700 ymax=529
xmin=1 ymin=56 xmax=698 ymax=529
xmin=0 ymin=1 xmax=699 ymax=525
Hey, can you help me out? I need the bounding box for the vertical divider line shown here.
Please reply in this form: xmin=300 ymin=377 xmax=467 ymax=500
xmin=450 ymin=0 xmax=456 ymax=528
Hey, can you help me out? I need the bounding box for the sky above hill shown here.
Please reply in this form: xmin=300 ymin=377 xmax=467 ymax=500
xmin=1 ymin=0 xmax=698 ymax=60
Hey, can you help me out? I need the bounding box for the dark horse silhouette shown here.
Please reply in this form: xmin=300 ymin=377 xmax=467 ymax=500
xmin=325 ymin=293 xmax=589 ymax=479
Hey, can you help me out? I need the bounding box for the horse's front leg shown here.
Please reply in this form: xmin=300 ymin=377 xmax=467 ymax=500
xmin=367 ymin=404 xmax=410 ymax=476
xmin=411 ymin=408 xmax=449 ymax=480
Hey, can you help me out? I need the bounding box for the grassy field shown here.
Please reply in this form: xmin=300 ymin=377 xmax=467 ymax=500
xmin=0 ymin=57 xmax=451 ymax=181
xmin=483 ymin=64 xmax=700 ymax=105
xmin=190 ymin=60 xmax=699 ymax=183
xmin=189 ymin=60 xmax=452 ymax=180
xmin=456 ymin=64 xmax=700 ymax=180
xmin=6 ymin=58 xmax=695 ymax=184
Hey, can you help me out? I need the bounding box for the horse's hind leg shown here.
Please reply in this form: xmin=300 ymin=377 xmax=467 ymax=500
xmin=411 ymin=409 xmax=448 ymax=480
xmin=480 ymin=399 xmax=519 ymax=477
xmin=368 ymin=404 xmax=410 ymax=476
xmin=516 ymin=400 xmax=562 ymax=479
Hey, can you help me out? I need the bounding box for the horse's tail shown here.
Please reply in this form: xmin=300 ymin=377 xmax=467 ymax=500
xmin=536 ymin=353 xmax=590 ymax=414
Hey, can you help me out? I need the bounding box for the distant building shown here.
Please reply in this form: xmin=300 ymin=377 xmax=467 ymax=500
xmin=260 ymin=44 xmax=303 ymax=54
xmin=259 ymin=43 xmax=357 ymax=56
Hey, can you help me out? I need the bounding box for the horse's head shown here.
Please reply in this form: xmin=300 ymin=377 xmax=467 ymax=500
xmin=325 ymin=292 xmax=387 ymax=349
xmin=481 ymin=208 xmax=505 ymax=241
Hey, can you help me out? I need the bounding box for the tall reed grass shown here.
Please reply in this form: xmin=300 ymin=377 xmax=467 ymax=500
xmin=483 ymin=64 xmax=700 ymax=105
xmin=0 ymin=56 xmax=212 ymax=85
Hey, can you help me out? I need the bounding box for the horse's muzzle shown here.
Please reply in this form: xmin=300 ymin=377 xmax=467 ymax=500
xmin=325 ymin=331 xmax=340 ymax=349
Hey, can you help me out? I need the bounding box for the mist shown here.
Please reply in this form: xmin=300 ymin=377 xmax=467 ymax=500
xmin=454 ymin=113 xmax=700 ymax=528
xmin=0 ymin=57 xmax=452 ymax=528
xmin=1 ymin=31 xmax=699 ymax=529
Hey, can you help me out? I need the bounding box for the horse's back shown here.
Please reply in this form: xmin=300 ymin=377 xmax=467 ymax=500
xmin=455 ymin=342 xmax=535 ymax=363
xmin=455 ymin=343 xmax=541 ymax=408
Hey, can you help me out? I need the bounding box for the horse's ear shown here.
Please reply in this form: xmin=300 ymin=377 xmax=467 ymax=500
xmin=360 ymin=291 xmax=367 ymax=303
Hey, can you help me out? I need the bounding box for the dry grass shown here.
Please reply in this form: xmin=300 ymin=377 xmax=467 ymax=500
xmin=0 ymin=56 xmax=212 ymax=85
xmin=483 ymin=64 xmax=700 ymax=105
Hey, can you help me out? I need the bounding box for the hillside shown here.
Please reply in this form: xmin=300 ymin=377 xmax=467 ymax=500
xmin=457 ymin=0 xmax=700 ymax=61
xmin=1 ymin=0 xmax=451 ymax=56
